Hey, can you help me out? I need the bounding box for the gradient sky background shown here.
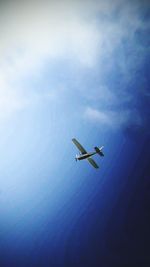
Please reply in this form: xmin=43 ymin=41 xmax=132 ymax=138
xmin=0 ymin=0 xmax=150 ymax=266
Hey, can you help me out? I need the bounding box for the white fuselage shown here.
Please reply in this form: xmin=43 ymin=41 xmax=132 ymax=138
xmin=76 ymin=151 xmax=96 ymax=161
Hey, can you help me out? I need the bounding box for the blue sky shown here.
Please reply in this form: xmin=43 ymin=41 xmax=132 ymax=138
xmin=0 ymin=0 xmax=150 ymax=266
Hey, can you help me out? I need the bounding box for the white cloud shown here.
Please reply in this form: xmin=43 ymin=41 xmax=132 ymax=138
xmin=0 ymin=76 xmax=28 ymax=120
xmin=84 ymin=107 xmax=113 ymax=126
xmin=84 ymin=107 xmax=142 ymax=129
xmin=0 ymin=0 xmax=101 ymax=120
xmin=0 ymin=0 xmax=148 ymax=123
xmin=0 ymin=0 xmax=100 ymax=68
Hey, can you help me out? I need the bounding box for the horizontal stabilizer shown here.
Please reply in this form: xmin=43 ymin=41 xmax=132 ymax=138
xmin=94 ymin=146 xmax=104 ymax=157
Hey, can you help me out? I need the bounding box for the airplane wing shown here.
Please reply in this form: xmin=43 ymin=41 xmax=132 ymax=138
xmin=87 ymin=157 xmax=99 ymax=169
xmin=72 ymin=138 xmax=87 ymax=154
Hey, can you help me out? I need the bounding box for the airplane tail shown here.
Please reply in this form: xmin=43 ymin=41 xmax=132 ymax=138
xmin=94 ymin=146 xmax=104 ymax=157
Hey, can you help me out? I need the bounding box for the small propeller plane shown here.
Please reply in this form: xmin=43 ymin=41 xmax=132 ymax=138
xmin=72 ymin=138 xmax=104 ymax=169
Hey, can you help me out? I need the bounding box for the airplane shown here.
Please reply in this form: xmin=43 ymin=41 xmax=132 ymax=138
xmin=72 ymin=138 xmax=104 ymax=169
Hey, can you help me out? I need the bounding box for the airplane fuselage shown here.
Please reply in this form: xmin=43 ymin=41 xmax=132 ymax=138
xmin=76 ymin=152 xmax=96 ymax=160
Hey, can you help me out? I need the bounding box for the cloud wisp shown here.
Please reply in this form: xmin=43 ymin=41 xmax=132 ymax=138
xmin=0 ymin=0 xmax=149 ymax=134
xmin=84 ymin=107 xmax=143 ymax=130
